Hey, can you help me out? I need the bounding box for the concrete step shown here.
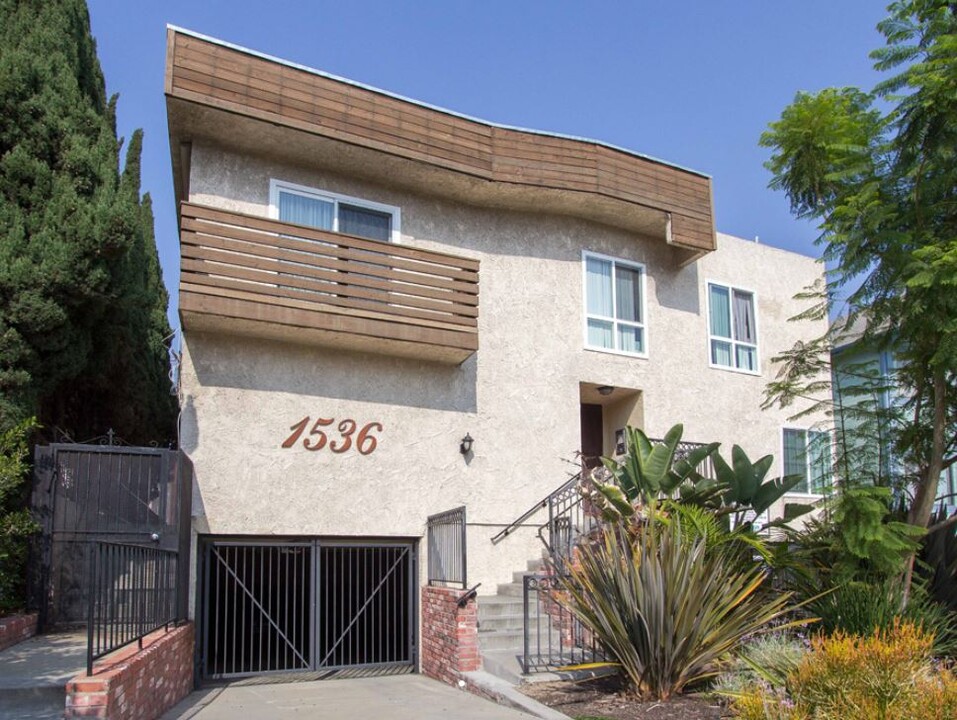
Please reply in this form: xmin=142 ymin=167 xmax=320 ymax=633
xmin=476 ymin=628 xmax=524 ymax=652
xmin=527 ymin=558 xmax=545 ymax=573
xmin=495 ymin=582 xmax=524 ymax=598
xmin=476 ymin=613 xmax=524 ymax=633
xmin=477 ymin=595 xmax=523 ymax=617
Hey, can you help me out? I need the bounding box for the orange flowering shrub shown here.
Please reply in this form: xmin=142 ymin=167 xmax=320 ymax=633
xmin=730 ymin=622 xmax=957 ymax=720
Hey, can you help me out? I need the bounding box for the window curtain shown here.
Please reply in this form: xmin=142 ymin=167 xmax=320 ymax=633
xmin=732 ymin=290 xmax=756 ymax=344
xmin=586 ymin=257 xmax=613 ymax=317
xmin=278 ymin=191 xmax=334 ymax=230
xmin=783 ymin=429 xmax=809 ymax=493
xmin=808 ymin=430 xmax=830 ymax=494
xmin=709 ymin=285 xmax=731 ymax=338
xmin=615 ymin=265 xmax=641 ymax=323
xmin=340 ymin=203 xmax=391 ymax=242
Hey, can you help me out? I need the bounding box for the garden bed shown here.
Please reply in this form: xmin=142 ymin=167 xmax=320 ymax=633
xmin=520 ymin=675 xmax=728 ymax=720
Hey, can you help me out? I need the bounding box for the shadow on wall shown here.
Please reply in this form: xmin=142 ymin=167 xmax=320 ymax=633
xmin=184 ymin=331 xmax=478 ymax=415
xmin=405 ymin=198 xmax=703 ymax=318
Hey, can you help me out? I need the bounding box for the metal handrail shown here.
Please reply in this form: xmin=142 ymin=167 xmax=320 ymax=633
xmin=427 ymin=506 xmax=467 ymax=588
xmin=87 ymin=541 xmax=180 ymax=675
xmin=491 ymin=473 xmax=581 ymax=544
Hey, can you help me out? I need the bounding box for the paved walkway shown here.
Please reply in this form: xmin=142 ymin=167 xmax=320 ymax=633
xmin=161 ymin=674 xmax=539 ymax=720
xmin=0 ymin=631 xmax=87 ymax=720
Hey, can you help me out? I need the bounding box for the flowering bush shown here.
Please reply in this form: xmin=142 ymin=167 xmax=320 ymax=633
xmin=730 ymin=622 xmax=957 ymax=720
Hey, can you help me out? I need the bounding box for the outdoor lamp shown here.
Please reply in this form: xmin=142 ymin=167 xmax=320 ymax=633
xmin=460 ymin=433 xmax=474 ymax=455
xmin=597 ymin=385 xmax=614 ymax=396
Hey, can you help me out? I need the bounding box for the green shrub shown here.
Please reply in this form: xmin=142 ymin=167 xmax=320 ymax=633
xmin=0 ymin=419 xmax=39 ymax=613
xmin=801 ymin=579 xmax=957 ymax=657
xmin=554 ymin=514 xmax=803 ymax=700
xmin=712 ymin=633 xmax=807 ymax=695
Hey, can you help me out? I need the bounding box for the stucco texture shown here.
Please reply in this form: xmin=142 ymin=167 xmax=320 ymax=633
xmin=180 ymin=142 xmax=830 ymax=592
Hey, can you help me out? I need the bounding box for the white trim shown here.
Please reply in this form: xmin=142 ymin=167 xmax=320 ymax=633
xmin=780 ymin=425 xmax=831 ymax=497
xmin=167 ymin=25 xmax=712 ymax=181
xmin=581 ymin=251 xmax=648 ymax=359
xmin=705 ymin=279 xmax=760 ymax=375
xmin=268 ymin=179 xmax=402 ymax=243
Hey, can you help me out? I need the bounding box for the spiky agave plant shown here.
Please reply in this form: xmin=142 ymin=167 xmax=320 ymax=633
xmin=554 ymin=513 xmax=807 ymax=699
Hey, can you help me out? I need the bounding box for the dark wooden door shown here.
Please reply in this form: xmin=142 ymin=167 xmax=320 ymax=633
xmin=580 ymin=403 xmax=604 ymax=470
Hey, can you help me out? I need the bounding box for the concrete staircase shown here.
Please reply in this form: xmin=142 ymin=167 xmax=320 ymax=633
xmin=476 ymin=557 xmax=544 ymax=683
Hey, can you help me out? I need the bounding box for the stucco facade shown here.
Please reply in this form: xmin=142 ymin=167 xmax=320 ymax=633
xmin=167 ymin=29 xmax=830 ymax=678
xmin=179 ymin=139 xmax=828 ymax=595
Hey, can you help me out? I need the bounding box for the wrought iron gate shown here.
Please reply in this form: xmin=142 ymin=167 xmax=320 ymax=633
xmin=201 ymin=539 xmax=416 ymax=680
xmin=31 ymin=444 xmax=191 ymax=627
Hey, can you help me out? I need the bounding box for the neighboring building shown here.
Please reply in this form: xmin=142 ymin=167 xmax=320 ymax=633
xmin=832 ymin=319 xmax=957 ymax=508
xmin=165 ymin=27 xmax=829 ymax=680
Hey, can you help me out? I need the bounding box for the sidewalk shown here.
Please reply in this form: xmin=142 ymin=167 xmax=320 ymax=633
xmin=161 ymin=674 xmax=542 ymax=720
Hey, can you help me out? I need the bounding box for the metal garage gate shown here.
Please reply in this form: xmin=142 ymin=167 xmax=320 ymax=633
xmin=201 ymin=539 xmax=416 ymax=680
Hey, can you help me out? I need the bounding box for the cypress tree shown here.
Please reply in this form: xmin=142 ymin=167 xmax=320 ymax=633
xmin=0 ymin=0 xmax=176 ymax=444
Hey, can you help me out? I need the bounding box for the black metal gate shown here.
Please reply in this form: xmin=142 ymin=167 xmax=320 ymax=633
xmin=31 ymin=444 xmax=191 ymax=628
xmin=201 ymin=539 xmax=416 ymax=680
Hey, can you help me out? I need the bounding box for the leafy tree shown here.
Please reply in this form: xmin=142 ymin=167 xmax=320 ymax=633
xmin=760 ymin=0 xmax=957 ymax=534
xmin=0 ymin=0 xmax=176 ymax=444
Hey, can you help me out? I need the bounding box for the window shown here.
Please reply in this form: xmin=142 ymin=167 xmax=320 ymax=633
xmin=583 ymin=252 xmax=646 ymax=356
xmin=708 ymin=283 xmax=757 ymax=372
xmin=783 ymin=428 xmax=830 ymax=494
xmin=269 ymin=180 xmax=399 ymax=242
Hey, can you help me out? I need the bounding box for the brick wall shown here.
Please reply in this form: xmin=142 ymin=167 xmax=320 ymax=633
xmin=0 ymin=612 xmax=38 ymax=651
xmin=65 ymin=623 xmax=194 ymax=720
xmin=420 ymin=586 xmax=480 ymax=686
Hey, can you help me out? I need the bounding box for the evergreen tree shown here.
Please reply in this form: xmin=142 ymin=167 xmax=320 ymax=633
xmin=0 ymin=0 xmax=176 ymax=444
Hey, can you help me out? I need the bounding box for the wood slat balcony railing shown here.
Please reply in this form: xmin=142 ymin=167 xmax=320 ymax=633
xmin=178 ymin=202 xmax=479 ymax=363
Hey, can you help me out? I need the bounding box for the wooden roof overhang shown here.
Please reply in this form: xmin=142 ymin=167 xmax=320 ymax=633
xmin=165 ymin=28 xmax=716 ymax=265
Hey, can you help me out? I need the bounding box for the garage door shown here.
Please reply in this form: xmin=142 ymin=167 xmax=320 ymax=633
xmin=201 ymin=539 xmax=416 ymax=680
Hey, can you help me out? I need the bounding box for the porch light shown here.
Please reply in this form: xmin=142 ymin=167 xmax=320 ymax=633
xmin=597 ymin=385 xmax=614 ymax=396
xmin=460 ymin=433 xmax=474 ymax=455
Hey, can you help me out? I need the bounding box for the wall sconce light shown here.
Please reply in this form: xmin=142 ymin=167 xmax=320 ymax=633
xmin=459 ymin=433 xmax=474 ymax=455
xmin=597 ymin=385 xmax=614 ymax=396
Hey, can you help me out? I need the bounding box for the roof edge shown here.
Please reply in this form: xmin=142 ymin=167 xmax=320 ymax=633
xmin=166 ymin=24 xmax=711 ymax=180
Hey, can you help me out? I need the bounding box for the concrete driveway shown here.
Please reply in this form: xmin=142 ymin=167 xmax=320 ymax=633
xmin=161 ymin=674 xmax=541 ymax=720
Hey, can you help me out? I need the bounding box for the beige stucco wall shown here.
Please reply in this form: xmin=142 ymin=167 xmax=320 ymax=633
xmin=180 ymin=141 xmax=830 ymax=602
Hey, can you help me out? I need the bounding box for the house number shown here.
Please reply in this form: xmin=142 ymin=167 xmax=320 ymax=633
xmin=281 ymin=417 xmax=383 ymax=455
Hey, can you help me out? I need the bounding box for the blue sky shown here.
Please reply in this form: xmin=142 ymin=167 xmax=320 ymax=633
xmin=86 ymin=1 xmax=889 ymax=335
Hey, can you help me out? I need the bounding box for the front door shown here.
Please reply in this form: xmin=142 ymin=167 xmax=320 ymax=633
xmin=580 ymin=403 xmax=604 ymax=470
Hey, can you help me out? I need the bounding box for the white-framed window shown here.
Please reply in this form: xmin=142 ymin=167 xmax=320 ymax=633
xmin=582 ymin=252 xmax=647 ymax=357
xmin=707 ymin=282 xmax=758 ymax=373
xmin=782 ymin=427 xmax=830 ymax=495
xmin=268 ymin=179 xmax=401 ymax=243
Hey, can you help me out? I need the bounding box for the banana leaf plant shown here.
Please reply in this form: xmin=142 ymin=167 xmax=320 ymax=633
xmin=594 ymin=424 xmax=718 ymax=519
xmin=711 ymin=445 xmax=813 ymax=530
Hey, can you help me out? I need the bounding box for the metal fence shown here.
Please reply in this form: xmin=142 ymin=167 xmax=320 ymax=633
xmin=522 ymin=574 xmax=602 ymax=673
xmin=426 ymin=506 xmax=467 ymax=588
xmin=31 ymin=444 xmax=191 ymax=628
xmin=87 ymin=541 xmax=179 ymax=674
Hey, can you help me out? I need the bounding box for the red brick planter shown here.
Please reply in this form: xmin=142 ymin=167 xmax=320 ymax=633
xmin=0 ymin=612 xmax=38 ymax=651
xmin=421 ymin=586 xmax=480 ymax=686
xmin=65 ymin=623 xmax=194 ymax=720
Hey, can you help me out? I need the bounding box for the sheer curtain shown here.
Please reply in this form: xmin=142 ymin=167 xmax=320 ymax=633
xmin=278 ymin=191 xmax=334 ymax=230
xmin=783 ymin=429 xmax=809 ymax=493
xmin=709 ymin=285 xmax=731 ymax=337
xmin=732 ymin=290 xmax=755 ymax=344
xmin=586 ymin=257 xmax=613 ymax=349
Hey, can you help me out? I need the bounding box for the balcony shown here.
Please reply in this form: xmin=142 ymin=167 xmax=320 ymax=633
xmin=178 ymin=203 xmax=479 ymax=363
